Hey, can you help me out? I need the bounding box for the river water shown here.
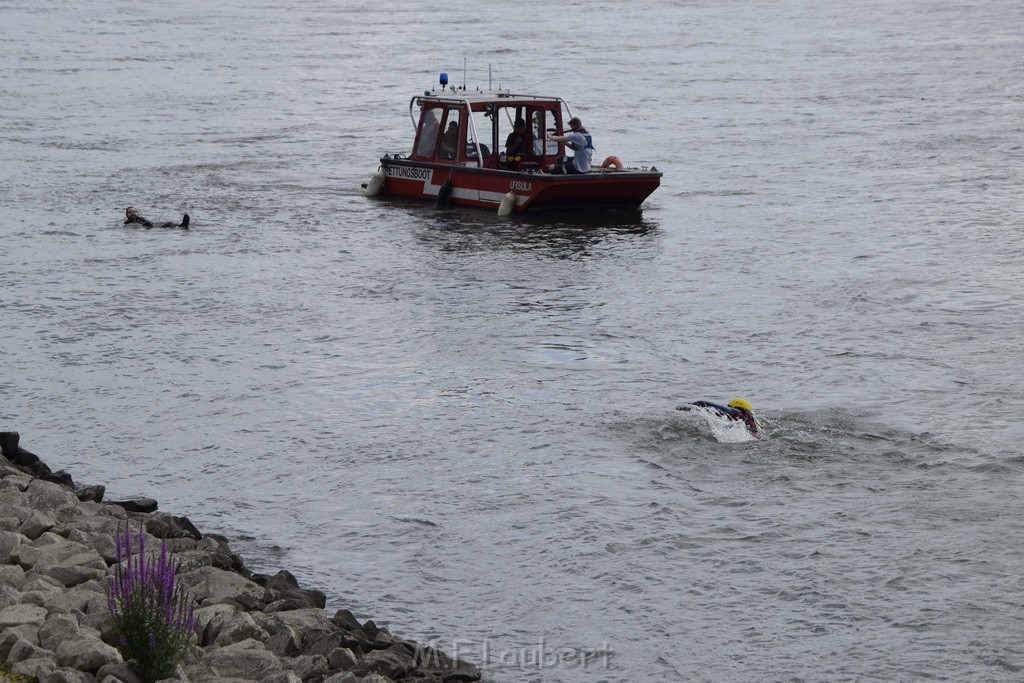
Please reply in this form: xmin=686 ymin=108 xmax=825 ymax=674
xmin=3 ymin=0 xmax=1023 ymax=680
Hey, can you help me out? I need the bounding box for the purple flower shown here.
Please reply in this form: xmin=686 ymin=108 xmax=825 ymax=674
xmin=106 ymin=523 xmax=196 ymax=681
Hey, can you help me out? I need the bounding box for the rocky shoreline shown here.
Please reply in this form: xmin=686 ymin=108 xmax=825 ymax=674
xmin=0 ymin=432 xmax=484 ymax=683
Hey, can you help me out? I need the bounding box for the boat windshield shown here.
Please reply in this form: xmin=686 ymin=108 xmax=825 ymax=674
xmin=414 ymin=108 xmax=442 ymax=157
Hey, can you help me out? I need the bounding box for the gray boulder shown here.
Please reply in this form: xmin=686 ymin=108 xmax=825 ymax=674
xmin=43 ymin=585 xmax=108 ymax=617
xmin=192 ymin=603 xmax=236 ymax=645
xmin=1 ymin=474 xmax=32 ymax=492
xmin=25 ymin=478 xmax=80 ymax=512
xmin=330 ymin=609 xmax=364 ymax=634
xmin=264 ymin=622 xmax=304 ymax=657
xmin=260 ymin=672 xmax=302 ymax=683
xmin=0 ymin=603 xmax=48 ymax=628
xmin=0 ymin=563 xmax=26 ymax=591
xmin=11 ymin=656 xmax=58 ymax=680
xmin=352 ymin=649 xmax=415 ymax=680
xmin=360 ymin=675 xmax=397 ymax=683
xmin=11 ymin=536 xmax=91 ymax=570
xmin=211 ymin=610 xmax=270 ymax=647
xmin=193 ymin=535 xmax=246 ymax=573
xmin=327 ymin=646 xmax=358 ymax=671
xmin=38 ymin=613 xmax=81 ymax=651
xmin=177 ymin=566 xmax=264 ymax=608
xmin=201 ymin=648 xmax=284 ymax=680
xmin=0 ymin=623 xmax=41 ymax=650
xmin=18 ymin=508 xmax=56 ymax=539
xmin=0 ymin=629 xmax=23 ymax=660
xmin=298 ymin=631 xmax=344 ymax=659
xmin=145 ymin=512 xmax=202 ymax=540
xmin=286 ymin=653 xmax=328 ymax=680
xmin=39 ymin=667 xmax=94 ymax=683
xmin=261 ymin=607 xmax=336 ymax=641
xmin=78 ymin=500 xmax=128 ymax=524
xmin=95 ymin=661 xmax=145 ymax=683
xmin=75 ymin=485 xmax=105 ymax=503
xmin=7 ymin=636 xmax=54 ymax=663
xmin=67 ymin=528 xmax=117 ymax=563
xmin=323 ymin=674 xmax=359 ymax=683
xmin=37 ymin=550 xmax=108 ymax=588
xmin=107 ymin=498 xmax=158 ymax=513
xmin=0 ymin=529 xmax=25 ymax=559
xmin=0 ymin=584 xmax=23 ymax=610
xmin=219 ymin=637 xmax=266 ymax=652
xmin=55 ymin=636 xmax=122 ymax=671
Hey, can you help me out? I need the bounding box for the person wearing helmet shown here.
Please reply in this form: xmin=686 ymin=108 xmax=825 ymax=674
xmin=677 ymin=397 xmax=763 ymax=436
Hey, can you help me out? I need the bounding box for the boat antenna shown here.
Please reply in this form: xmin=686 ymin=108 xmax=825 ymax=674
xmin=488 ymin=63 xmax=492 ymax=90
xmin=463 ymin=57 xmax=467 ymax=91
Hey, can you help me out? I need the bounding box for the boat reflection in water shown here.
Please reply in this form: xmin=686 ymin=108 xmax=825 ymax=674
xmin=403 ymin=199 xmax=662 ymax=259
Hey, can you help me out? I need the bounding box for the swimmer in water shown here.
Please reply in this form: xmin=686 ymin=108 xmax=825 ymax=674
xmin=124 ymin=207 xmax=189 ymax=229
xmin=677 ymin=397 xmax=763 ymax=436
xmin=124 ymin=206 xmax=153 ymax=228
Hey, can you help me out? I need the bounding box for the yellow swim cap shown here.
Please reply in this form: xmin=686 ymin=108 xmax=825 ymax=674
xmin=728 ymin=398 xmax=753 ymax=412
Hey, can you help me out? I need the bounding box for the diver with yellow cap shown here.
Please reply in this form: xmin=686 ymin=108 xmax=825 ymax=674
xmin=677 ymin=398 xmax=764 ymax=436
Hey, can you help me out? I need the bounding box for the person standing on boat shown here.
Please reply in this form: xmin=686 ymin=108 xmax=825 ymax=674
xmin=547 ymin=117 xmax=594 ymax=174
xmin=677 ymin=398 xmax=764 ymax=437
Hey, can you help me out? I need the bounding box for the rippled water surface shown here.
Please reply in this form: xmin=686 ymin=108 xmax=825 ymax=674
xmin=3 ymin=1 xmax=1024 ymax=680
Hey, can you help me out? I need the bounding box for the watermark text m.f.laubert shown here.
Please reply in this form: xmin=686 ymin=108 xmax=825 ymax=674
xmin=414 ymin=637 xmax=614 ymax=672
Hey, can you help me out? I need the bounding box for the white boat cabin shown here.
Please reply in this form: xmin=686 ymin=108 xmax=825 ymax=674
xmin=408 ymin=91 xmax=571 ymax=171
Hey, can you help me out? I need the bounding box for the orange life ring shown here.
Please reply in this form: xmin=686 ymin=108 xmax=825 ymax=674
xmin=601 ymin=155 xmax=623 ymax=169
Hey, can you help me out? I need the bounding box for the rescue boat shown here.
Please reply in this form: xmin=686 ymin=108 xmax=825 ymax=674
xmin=363 ymin=74 xmax=662 ymax=215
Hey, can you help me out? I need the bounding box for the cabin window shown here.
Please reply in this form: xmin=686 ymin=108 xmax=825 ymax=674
xmin=467 ymin=109 xmax=493 ymax=162
xmin=439 ymin=109 xmax=461 ymax=160
xmin=414 ymin=108 xmax=442 ymax=158
xmin=499 ymin=106 xmax=526 ymax=158
xmin=528 ymin=109 xmax=559 ymax=157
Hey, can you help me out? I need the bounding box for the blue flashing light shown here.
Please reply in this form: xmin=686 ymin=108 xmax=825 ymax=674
xmin=439 ymin=72 xmax=448 ymax=87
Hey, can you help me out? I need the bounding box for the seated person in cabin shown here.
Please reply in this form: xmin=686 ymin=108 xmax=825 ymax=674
xmin=505 ymin=119 xmax=527 ymax=157
xmin=439 ymin=121 xmax=459 ymax=159
xmin=547 ymin=117 xmax=594 ymax=174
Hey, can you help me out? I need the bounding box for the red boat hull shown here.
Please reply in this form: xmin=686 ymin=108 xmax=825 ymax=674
xmin=376 ymin=158 xmax=661 ymax=214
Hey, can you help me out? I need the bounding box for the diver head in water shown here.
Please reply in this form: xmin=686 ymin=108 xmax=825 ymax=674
xmin=124 ymin=206 xmax=154 ymax=228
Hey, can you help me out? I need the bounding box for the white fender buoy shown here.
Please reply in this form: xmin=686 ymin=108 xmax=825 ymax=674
xmin=497 ymin=191 xmax=515 ymax=217
xmin=362 ymin=170 xmax=385 ymax=197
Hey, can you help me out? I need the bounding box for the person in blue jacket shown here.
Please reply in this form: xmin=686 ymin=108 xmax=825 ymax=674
xmin=677 ymin=397 xmax=763 ymax=436
xmin=547 ymin=117 xmax=594 ymax=174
